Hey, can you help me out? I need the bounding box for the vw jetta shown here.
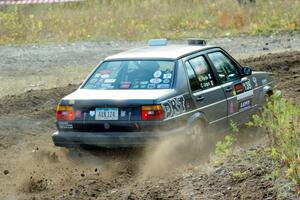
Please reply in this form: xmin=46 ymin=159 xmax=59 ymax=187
xmin=52 ymin=39 xmax=273 ymax=148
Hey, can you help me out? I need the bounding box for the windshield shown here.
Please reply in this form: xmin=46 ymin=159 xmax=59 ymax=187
xmin=83 ymin=60 xmax=175 ymax=89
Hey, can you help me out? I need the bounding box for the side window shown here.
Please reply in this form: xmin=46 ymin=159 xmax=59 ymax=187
xmin=189 ymin=56 xmax=215 ymax=90
xmin=208 ymin=52 xmax=240 ymax=83
xmin=185 ymin=62 xmax=200 ymax=91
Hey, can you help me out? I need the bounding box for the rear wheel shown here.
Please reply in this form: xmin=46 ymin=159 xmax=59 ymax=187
xmin=185 ymin=120 xmax=211 ymax=154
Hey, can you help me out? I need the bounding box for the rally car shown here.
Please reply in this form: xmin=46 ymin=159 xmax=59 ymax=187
xmin=52 ymin=39 xmax=273 ymax=148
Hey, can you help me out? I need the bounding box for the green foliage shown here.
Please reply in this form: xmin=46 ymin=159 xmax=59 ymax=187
xmin=215 ymin=134 xmax=236 ymax=158
xmin=230 ymin=120 xmax=239 ymax=133
xmin=230 ymin=170 xmax=248 ymax=181
xmin=250 ymin=94 xmax=300 ymax=185
xmin=231 ymin=170 xmax=243 ymax=178
xmin=0 ymin=0 xmax=299 ymax=45
xmin=214 ymin=120 xmax=238 ymax=165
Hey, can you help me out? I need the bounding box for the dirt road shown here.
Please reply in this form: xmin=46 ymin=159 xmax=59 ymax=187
xmin=0 ymin=35 xmax=299 ymax=199
xmin=0 ymin=33 xmax=299 ymax=98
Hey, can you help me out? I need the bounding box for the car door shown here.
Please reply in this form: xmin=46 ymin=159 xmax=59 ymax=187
xmin=184 ymin=55 xmax=228 ymax=131
xmin=207 ymin=51 xmax=254 ymax=125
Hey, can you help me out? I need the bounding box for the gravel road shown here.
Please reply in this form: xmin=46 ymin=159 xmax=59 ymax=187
xmin=0 ymin=33 xmax=299 ymax=97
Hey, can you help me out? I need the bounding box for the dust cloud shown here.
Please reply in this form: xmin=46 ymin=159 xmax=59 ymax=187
xmin=139 ymin=130 xmax=214 ymax=178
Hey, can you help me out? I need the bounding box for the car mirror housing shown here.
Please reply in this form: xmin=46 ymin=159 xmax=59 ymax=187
xmin=242 ymin=66 xmax=252 ymax=76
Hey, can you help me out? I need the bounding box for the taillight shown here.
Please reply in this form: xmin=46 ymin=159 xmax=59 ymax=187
xmin=56 ymin=105 xmax=74 ymax=121
xmin=141 ymin=105 xmax=164 ymax=121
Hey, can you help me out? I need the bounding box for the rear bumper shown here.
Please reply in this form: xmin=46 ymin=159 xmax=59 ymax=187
xmin=52 ymin=127 xmax=186 ymax=148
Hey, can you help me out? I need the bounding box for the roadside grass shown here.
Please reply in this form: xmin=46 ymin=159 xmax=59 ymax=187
xmin=212 ymin=94 xmax=300 ymax=196
xmin=248 ymin=94 xmax=300 ymax=192
xmin=0 ymin=0 xmax=299 ymax=45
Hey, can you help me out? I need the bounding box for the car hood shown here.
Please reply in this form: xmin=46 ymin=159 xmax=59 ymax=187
xmin=63 ymin=89 xmax=176 ymax=104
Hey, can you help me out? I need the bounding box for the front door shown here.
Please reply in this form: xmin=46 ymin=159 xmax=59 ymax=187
xmin=207 ymin=51 xmax=254 ymax=126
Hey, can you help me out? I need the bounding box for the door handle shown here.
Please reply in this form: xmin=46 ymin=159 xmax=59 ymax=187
xmin=225 ymin=87 xmax=233 ymax=93
xmin=196 ymin=96 xmax=205 ymax=101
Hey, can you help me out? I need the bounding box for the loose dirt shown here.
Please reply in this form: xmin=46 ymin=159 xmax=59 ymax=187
xmin=0 ymin=51 xmax=299 ymax=199
xmin=240 ymin=51 xmax=300 ymax=102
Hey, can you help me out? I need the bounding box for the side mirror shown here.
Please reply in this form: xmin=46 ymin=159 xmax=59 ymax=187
xmin=242 ymin=66 xmax=252 ymax=76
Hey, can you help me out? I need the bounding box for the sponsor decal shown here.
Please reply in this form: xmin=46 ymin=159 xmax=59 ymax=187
xmin=140 ymin=84 xmax=147 ymax=89
xmin=237 ymin=90 xmax=254 ymax=101
xmin=98 ymin=78 xmax=105 ymax=83
xmin=95 ymin=73 xmax=102 ymax=78
xmin=163 ymin=79 xmax=170 ymax=83
xmin=90 ymin=78 xmax=98 ymax=84
xmin=104 ymin=79 xmax=116 ymax=83
xmin=232 ymin=80 xmax=254 ymax=100
xmin=89 ymin=110 xmax=95 ymax=117
xmin=120 ymin=111 xmax=126 ymax=117
xmin=262 ymin=79 xmax=268 ymax=85
xmin=58 ymin=122 xmax=73 ymax=129
xmin=161 ymin=95 xmax=186 ymax=119
xmin=140 ymin=81 xmax=148 ymax=84
xmin=200 ymin=81 xmax=212 ymax=89
xmin=198 ymin=74 xmax=210 ymax=81
xmin=147 ymin=84 xmax=156 ymax=89
xmin=238 ymin=99 xmax=252 ymax=112
xmin=99 ymin=69 xmax=111 ymax=74
xmin=101 ymin=83 xmax=114 ymax=89
xmin=132 ymin=84 xmax=139 ymax=89
xmin=101 ymin=74 xmax=110 ymax=79
xmin=153 ymin=70 xmax=162 ymax=78
xmin=120 ymin=83 xmax=131 ymax=89
xmin=252 ymin=76 xmax=258 ymax=87
xmin=242 ymin=80 xmax=253 ymax=91
xmin=163 ymin=73 xmax=172 ymax=79
xmin=234 ymin=83 xmax=244 ymax=94
xmin=150 ymin=78 xmax=162 ymax=84
xmin=157 ymin=84 xmax=170 ymax=89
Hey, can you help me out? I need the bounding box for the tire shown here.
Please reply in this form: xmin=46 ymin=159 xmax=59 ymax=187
xmin=185 ymin=120 xmax=210 ymax=153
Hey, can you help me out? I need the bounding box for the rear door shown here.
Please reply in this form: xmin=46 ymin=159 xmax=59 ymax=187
xmin=184 ymin=55 xmax=228 ymax=130
xmin=207 ymin=51 xmax=254 ymax=125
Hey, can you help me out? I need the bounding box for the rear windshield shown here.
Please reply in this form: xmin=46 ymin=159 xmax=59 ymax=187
xmin=83 ymin=60 xmax=175 ymax=89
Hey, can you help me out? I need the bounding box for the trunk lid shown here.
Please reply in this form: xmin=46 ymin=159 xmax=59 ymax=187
xmin=61 ymin=89 xmax=175 ymax=122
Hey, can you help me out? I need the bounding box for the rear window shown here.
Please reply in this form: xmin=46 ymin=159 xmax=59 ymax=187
xmin=83 ymin=60 xmax=175 ymax=89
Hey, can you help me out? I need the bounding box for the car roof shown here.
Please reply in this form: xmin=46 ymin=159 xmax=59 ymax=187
xmin=104 ymin=44 xmax=216 ymax=61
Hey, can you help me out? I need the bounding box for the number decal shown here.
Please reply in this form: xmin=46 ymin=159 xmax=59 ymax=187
xmin=242 ymin=80 xmax=252 ymax=91
xmin=161 ymin=95 xmax=186 ymax=119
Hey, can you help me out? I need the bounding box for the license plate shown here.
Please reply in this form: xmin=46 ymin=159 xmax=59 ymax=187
xmin=95 ymin=108 xmax=118 ymax=120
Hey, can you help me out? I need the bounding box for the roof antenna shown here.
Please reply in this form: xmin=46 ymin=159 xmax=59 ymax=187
xmin=187 ymin=38 xmax=207 ymax=46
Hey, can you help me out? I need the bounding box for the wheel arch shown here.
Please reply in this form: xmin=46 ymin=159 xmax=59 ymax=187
xmin=187 ymin=111 xmax=208 ymax=127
